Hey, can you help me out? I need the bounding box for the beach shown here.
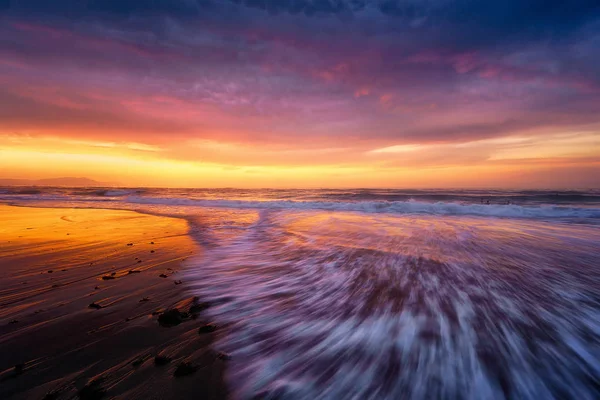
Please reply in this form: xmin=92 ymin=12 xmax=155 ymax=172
xmin=1 ymin=188 xmax=600 ymax=399
xmin=0 ymin=205 xmax=227 ymax=399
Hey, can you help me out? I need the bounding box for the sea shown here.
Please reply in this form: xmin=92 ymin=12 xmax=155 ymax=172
xmin=1 ymin=187 xmax=599 ymax=399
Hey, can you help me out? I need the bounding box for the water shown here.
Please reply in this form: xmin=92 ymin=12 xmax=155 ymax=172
xmin=2 ymin=187 xmax=600 ymax=399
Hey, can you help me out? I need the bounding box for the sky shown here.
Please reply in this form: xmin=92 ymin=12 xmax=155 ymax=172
xmin=0 ymin=0 xmax=599 ymax=188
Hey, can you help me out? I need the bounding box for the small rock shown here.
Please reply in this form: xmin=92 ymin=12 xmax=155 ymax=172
xmin=127 ymin=243 xmax=133 ymax=246
xmin=189 ymin=300 xmax=211 ymax=314
xmin=174 ymin=280 xmax=183 ymax=285
xmin=139 ymin=297 xmax=150 ymax=302
xmin=154 ymin=355 xmax=171 ymax=366
xmin=110 ymin=272 xmax=116 ymax=276
xmin=101 ymin=275 xmax=114 ymax=280
xmin=128 ymin=269 xmax=141 ymax=274
xmin=137 ymin=260 xmax=142 ymax=263
xmin=42 ymin=390 xmax=60 ymax=400
xmin=157 ymin=309 xmax=184 ymax=327
xmin=159 ymin=274 xmax=168 ymax=278
xmin=52 ymin=284 xmax=61 ymax=288
xmin=47 ymin=270 xmax=53 ymax=273
xmin=150 ymin=241 xmax=154 ymax=244
xmin=173 ymin=362 xmax=197 ymax=377
xmin=78 ymin=378 xmax=106 ymax=400
xmin=61 ymin=269 xmax=67 ymax=272
xmin=131 ymin=356 xmax=149 ymax=368
xmin=94 ymin=286 xmax=100 ymax=290
xmin=198 ymin=323 xmax=217 ymax=334
xmin=150 ymin=250 xmax=155 ymax=253
xmin=88 ymin=302 xmax=103 ymax=310
xmin=9 ymin=319 xmax=19 ymax=324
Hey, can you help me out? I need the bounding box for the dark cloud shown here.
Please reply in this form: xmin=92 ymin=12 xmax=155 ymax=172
xmin=4 ymin=0 xmax=207 ymax=17
xmin=229 ymin=0 xmax=357 ymax=16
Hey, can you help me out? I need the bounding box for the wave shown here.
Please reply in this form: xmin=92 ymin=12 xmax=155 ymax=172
xmin=183 ymin=208 xmax=600 ymax=399
xmin=0 ymin=187 xmax=144 ymax=197
xmin=125 ymin=196 xmax=600 ymax=219
xmin=66 ymin=189 xmax=143 ymax=197
xmin=99 ymin=189 xmax=143 ymax=197
xmin=15 ymin=189 xmax=43 ymax=195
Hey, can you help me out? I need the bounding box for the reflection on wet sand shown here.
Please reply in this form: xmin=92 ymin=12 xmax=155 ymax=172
xmin=0 ymin=205 xmax=226 ymax=400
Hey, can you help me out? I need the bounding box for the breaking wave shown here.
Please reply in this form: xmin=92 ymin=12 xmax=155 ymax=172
xmin=124 ymin=196 xmax=600 ymax=219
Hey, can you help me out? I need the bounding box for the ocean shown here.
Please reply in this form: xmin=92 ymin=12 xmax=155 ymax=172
xmin=2 ymin=187 xmax=600 ymax=399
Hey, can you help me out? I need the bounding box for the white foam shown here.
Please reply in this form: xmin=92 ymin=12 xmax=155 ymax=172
xmin=182 ymin=212 xmax=600 ymax=399
xmin=125 ymin=196 xmax=600 ymax=219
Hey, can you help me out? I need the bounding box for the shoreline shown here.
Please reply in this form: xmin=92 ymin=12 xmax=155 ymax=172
xmin=0 ymin=205 xmax=227 ymax=399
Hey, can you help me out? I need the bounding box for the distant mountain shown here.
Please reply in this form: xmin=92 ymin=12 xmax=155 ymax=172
xmin=0 ymin=177 xmax=113 ymax=187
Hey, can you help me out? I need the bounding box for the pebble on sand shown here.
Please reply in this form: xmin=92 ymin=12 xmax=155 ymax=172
xmin=159 ymin=274 xmax=168 ymax=278
xmin=78 ymin=377 xmax=107 ymax=400
xmin=173 ymin=361 xmax=198 ymax=377
xmin=88 ymin=302 xmax=103 ymax=310
xmin=174 ymin=280 xmax=183 ymax=285
xmin=42 ymin=390 xmax=60 ymax=400
xmin=131 ymin=355 xmax=150 ymax=368
xmin=101 ymin=275 xmax=115 ymax=280
xmin=189 ymin=300 xmax=212 ymax=314
xmin=157 ymin=309 xmax=189 ymax=327
xmin=198 ymin=323 xmax=217 ymax=334
xmin=154 ymin=355 xmax=172 ymax=366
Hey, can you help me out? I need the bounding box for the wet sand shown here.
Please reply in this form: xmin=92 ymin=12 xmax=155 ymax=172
xmin=0 ymin=205 xmax=227 ymax=399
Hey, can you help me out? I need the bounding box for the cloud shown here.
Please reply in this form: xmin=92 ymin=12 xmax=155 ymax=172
xmin=0 ymin=0 xmax=598 ymax=174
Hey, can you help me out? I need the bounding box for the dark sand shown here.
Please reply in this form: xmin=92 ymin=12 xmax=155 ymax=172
xmin=0 ymin=205 xmax=227 ymax=399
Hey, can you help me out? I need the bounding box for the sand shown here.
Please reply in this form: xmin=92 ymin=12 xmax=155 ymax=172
xmin=0 ymin=205 xmax=227 ymax=399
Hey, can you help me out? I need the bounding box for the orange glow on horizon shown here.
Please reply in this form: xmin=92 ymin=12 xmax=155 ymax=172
xmin=1 ymin=130 xmax=598 ymax=188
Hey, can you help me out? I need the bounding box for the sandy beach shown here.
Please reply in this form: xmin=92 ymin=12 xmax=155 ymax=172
xmin=0 ymin=205 xmax=227 ymax=399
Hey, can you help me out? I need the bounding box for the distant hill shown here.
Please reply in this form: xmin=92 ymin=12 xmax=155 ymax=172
xmin=0 ymin=177 xmax=114 ymax=187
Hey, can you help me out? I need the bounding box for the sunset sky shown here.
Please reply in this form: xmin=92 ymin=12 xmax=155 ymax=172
xmin=1 ymin=0 xmax=599 ymax=188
